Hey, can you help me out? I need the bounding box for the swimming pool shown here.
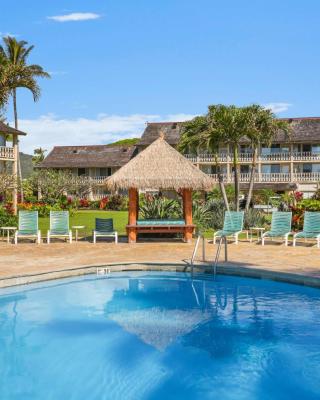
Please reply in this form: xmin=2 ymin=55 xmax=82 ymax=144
xmin=0 ymin=271 xmax=319 ymax=400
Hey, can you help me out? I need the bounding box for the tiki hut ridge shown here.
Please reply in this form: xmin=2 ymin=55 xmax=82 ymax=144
xmin=105 ymin=135 xmax=215 ymax=243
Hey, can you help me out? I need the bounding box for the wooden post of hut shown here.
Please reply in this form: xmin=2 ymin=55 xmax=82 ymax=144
xmin=183 ymin=189 xmax=193 ymax=243
xmin=128 ymin=188 xmax=138 ymax=243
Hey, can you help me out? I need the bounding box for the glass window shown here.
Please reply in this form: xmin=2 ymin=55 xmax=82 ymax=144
xmin=77 ymin=168 xmax=87 ymax=176
xmin=240 ymin=165 xmax=250 ymax=173
xmin=312 ymin=164 xmax=320 ymax=172
xmin=303 ymin=144 xmax=312 ymax=152
xmin=280 ymin=165 xmax=289 ymax=173
xmin=312 ymin=144 xmax=320 ymax=154
xmin=303 ymin=163 xmax=312 ymax=173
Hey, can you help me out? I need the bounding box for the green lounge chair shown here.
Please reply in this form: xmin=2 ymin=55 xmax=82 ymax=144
xmin=213 ymin=211 xmax=244 ymax=245
xmin=93 ymin=218 xmax=118 ymax=244
xmin=14 ymin=211 xmax=41 ymax=244
xmin=293 ymin=211 xmax=320 ymax=248
xmin=47 ymin=211 xmax=72 ymax=244
xmin=261 ymin=211 xmax=292 ymax=246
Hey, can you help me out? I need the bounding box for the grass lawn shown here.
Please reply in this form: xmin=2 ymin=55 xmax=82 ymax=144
xmin=39 ymin=210 xmax=128 ymax=236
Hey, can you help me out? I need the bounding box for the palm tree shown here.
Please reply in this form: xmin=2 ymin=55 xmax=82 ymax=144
xmin=244 ymin=105 xmax=289 ymax=212
xmin=32 ymin=147 xmax=47 ymax=165
xmin=178 ymin=115 xmax=230 ymax=210
xmin=0 ymin=36 xmax=50 ymax=200
xmin=207 ymin=105 xmax=250 ymax=211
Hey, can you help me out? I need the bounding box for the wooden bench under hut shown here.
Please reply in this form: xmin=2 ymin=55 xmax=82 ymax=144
xmin=105 ymin=134 xmax=215 ymax=243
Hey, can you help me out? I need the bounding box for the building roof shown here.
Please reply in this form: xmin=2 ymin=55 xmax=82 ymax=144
xmin=0 ymin=121 xmax=27 ymax=136
xmin=138 ymin=122 xmax=183 ymax=146
xmin=40 ymin=145 xmax=136 ymax=168
xmin=105 ymin=136 xmax=215 ymax=191
xmin=139 ymin=118 xmax=320 ymax=146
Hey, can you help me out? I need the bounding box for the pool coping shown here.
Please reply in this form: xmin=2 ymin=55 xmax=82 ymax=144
xmin=1 ymin=261 xmax=320 ymax=289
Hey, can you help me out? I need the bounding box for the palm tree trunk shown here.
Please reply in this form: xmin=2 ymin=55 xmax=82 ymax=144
xmin=245 ymin=148 xmax=257 ymax=212
xmin=233 ymin=146 xmax=240 ymax=211
xmin=216 ymin=165 xmax=229 ymax=211
xmin=13 ymin=89 xmax=24 ymax=202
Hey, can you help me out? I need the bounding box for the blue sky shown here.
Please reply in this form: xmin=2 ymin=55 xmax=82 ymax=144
xmin=1 ymin=0 xmax=320 ymax=153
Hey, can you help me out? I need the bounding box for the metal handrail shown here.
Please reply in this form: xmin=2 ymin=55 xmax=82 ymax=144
xmin=213 ymin=236 xmax=228 ymax=277
xmin=190 ymin=233 xmax=228 ymax=278
xmin=190 ymin=233 xmax=206 ymax=275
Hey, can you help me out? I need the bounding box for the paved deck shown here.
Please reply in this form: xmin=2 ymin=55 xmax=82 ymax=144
xmin=0 ymin=238 xmax=319 ymax=287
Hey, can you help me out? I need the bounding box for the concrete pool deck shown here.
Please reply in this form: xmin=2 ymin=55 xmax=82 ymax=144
xmin=0 ymin=238 xmax=319 ymax=288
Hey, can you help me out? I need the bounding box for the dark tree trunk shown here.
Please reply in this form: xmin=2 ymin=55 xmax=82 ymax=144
xmin=233 ymin=147 xmax=240 ymax=211
xmin=245 ymin=147 xmax=258 ymax=212
xmin=13 ymin=90 xmax=24 ymax=202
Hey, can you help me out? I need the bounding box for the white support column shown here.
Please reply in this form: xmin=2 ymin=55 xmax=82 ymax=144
xmin=12 ymin=134 xmax=18 ymax=215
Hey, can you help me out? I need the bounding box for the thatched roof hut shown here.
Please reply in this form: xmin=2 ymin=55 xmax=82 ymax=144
xmin=105 ymin=136 xmax=215 ymax=243
xmin=105 ymin=136 xmax=215 ymax=191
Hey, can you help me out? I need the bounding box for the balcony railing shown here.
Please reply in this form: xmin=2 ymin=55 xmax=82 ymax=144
xmin=0 ymin=146 xmax=14 ymax=160
xmin=184 ymin=152 xmax=320 ymax=162
xmin=208 ymin=172 xmax=320 ymax=183
xmin=77 ymin=176 xmax=109 ymax=184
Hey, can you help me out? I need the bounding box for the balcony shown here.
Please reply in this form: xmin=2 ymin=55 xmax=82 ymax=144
xmin=184 ymin=152 xmax=320 ymax=163
xmin=77 ymin=176 xmax=108 ymax=185
xmin=208 ymin=172 xmax=320 ymax=183
xmin=0 ymin=146 xmax=14 ymax=160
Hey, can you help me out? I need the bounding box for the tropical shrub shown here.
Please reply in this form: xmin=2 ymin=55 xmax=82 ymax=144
xmin=291 ymin=199 xmax=320 ymax=230
xmin=139 ymin=195 xmax=182 ymax=219
xmin=206 ymin=199 xmax=227 ymax=230
xmin=243 ymin=209 xmax=267 ymax=230
xmin=192 ymin=201 xmax=213 ymax=230
xmin=0 ymin=206 xmax=17 ymax=227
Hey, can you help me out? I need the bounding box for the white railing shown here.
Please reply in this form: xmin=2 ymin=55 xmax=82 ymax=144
xmin=0 ymin=146 xmax=14 ymax=159
xmin=208 ymin=173 xmax=320 ymax=183
xmin=185 ymin=152 xmax=320 ymax=162
xmin=260 ymin=153 xmax=291 ymax=161
xmin=77 ymin=176 xmax=109 ymax=184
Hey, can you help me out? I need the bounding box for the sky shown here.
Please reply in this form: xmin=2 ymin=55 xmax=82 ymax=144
xmin=1 ymin=0 xmax=320 ymax=154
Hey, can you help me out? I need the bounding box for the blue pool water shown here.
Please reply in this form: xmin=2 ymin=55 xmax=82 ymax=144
xmin=0 ymin=272 xmax=320 ymax=400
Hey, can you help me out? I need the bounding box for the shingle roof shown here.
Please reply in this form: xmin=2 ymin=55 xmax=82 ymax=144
xmin=0 ymin=121 xmax=27 ymax=136
xmin=138 ymin=122 xmax=183 ymax=146
xmin=40 ymin=145 xmax=137 ymax=168
xmin=138 ymin=118 xmax=320 ymax=145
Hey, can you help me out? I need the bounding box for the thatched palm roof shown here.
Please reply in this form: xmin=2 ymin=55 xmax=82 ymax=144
xmin=105 ymin=136 xmax=215 ymax=191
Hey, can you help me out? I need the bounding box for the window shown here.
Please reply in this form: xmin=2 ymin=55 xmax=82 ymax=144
xmin=262 ymin=164 xmax=281 ymax=174
xmin=312 ymin=144 xmax=320 ymax=154
xmin=77 ymin=168 xmax=87 ymax=176
xmin=302 ymin=164 xmax=312 ymax=173
xmin=303 ymin=144 xmax=312 ymax=153
xmin=240 ymin=165 xmax=250 ymax=173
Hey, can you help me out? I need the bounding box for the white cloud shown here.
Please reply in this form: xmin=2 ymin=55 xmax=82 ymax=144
xmin=47 ymin=12 xmax=101 ymax=22
xmin=17 ymin=113 xmax=194 ymax=154
xmin=263 ymin=102 xmax=292 ymax=114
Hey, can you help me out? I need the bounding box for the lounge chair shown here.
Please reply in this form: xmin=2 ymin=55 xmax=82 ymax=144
xmin=93 ymin=218 xmax=118 ymax=244
xmin=14 ymin=211 xmax=41 ymax=244
xmin=293 ymin=211 xmax=320 ymax=248
xmin=47 ymin=211 xmax=72 ymax=244
xmin=261 ymin=211 xmax=292 ymax=246
xmin=213 ymin=211 xmax=244 ymax=245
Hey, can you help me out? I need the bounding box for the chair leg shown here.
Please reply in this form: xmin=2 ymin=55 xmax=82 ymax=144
xmin=317 ymin=237 xmax=320 ymax=249
xmin=284 ymin=235 xmax=288 ymax=246
xmin=37 ymin=232 xmax=41 ymax=244
xmin=235 ymin=233 xmax=238 ymax=245
xmin=14 ymin=232 xmax=18 ymax=245
xmin=93 ymin=232 xmax=96 ymax=244
xmin=293 ymin=236 xmax=296 ymax=247
xmin=213 ymin=234 xmax=216 ymax=245
xmin=115 ymin=232 xmax=118 ymax=244
xmin=261 ymin=235 xmax=265 ymax=246
xmin=69 ymin=231 xmax=72 ymax=244
xmin=47 ymin=231 xmax=50 ymax=244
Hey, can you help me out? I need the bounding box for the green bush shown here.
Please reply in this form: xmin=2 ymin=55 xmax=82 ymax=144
xmin=139 ymin=195 xmax=182 ymax=219
xmin=291 ymin=199 xmax=320 ymax=230
xmin=0 ymin=206 xmax=18 ymax=227
xmin=243 ymin=209 xmax=267 ymax=230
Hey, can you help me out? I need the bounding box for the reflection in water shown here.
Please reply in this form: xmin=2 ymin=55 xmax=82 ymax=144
xmin=0 ymin=273 xmax=319 ymax=400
